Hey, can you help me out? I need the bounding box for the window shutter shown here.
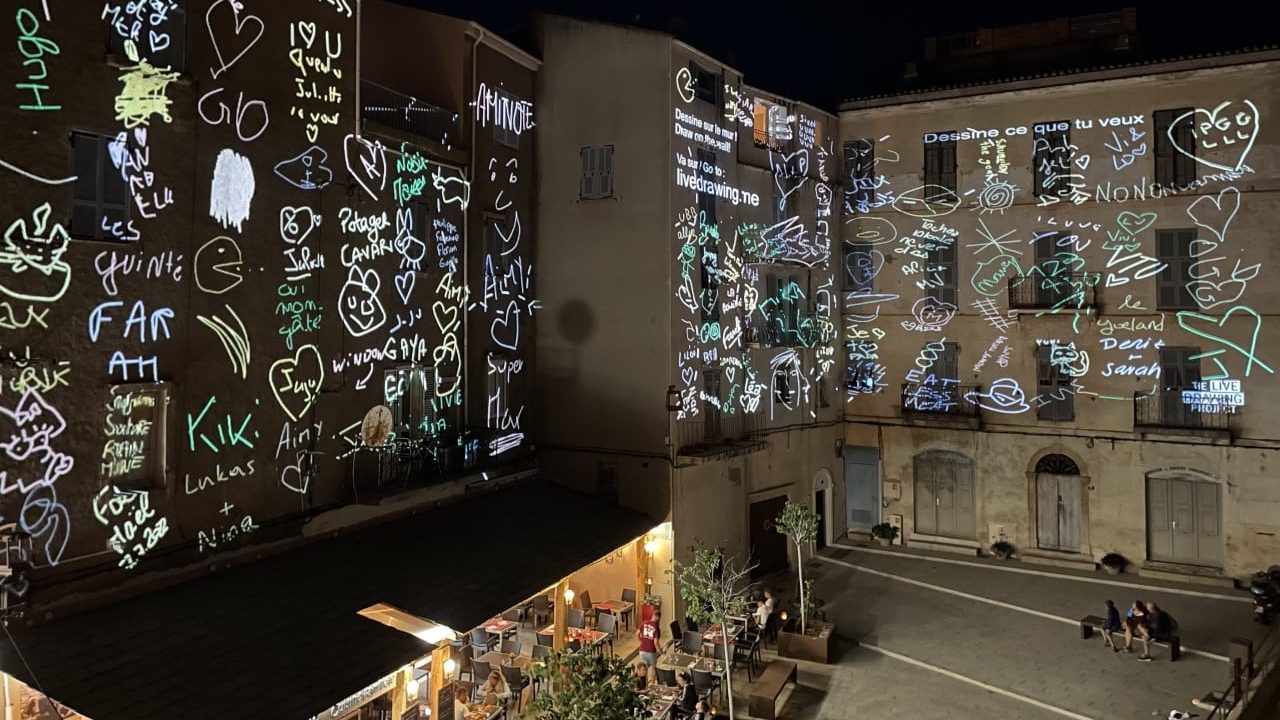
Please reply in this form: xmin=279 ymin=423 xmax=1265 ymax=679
xmin=601 ymin=146 xmax=612 ymax=197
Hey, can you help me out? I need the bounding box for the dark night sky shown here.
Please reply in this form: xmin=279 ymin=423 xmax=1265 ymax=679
xmin=394 ymin=1 xmax=1278 ymax=109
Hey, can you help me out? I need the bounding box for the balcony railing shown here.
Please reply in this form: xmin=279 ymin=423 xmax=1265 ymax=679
xmin=676 ymin=412 xmax=763 ymax=455
xmin=901 ymin=383 xmax=981 ymax=418
xmin=361 ymin=80 xmax=460 ymax=148
xmin=1008 ymin=273 xmax=1098 ymax=310
xmin=1134 ymin=390 xmax=1232 ymax=431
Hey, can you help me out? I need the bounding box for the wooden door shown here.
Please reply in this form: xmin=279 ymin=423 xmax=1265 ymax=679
xmin=749 ymin=496 xmax=789 ymax=580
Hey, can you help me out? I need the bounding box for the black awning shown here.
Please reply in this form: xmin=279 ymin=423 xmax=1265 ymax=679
xmin=0 ymin=480 xmax=655 ymax=720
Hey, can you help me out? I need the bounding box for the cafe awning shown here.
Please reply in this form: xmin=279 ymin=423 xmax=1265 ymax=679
xmin=0 ymin=480 xmax=656 ymax=720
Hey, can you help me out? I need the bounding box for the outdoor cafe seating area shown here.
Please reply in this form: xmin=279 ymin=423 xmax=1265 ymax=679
xmin=444 ymin=581 xmax=787 ymax=719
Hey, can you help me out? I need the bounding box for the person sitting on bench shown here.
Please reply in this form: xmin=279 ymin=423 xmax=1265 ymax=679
xmin=1146 ymin=602 xmax=1178 ymax=644
xmin=1123 ymin=598 xmax=1152 ymax=661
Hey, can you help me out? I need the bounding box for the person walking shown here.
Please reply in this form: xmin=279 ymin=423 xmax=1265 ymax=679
xmin=638 ymin=609 xmax=662 ymax=668
xmin=1100 ymin=599 xmax=1122 ymax=651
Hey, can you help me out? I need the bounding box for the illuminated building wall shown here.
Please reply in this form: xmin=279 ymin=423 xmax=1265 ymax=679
xmin=535 ymin=16 xmax=842 ymax=595
xmin=0 ymin=1 xmax=537 ymax=606
xmin=839 ymin=50 xmax=1280 ymax=576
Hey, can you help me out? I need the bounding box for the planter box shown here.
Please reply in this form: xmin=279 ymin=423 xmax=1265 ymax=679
xmin=777 ymin=619 xmax=835 ymax=664
xmin=874 ymin=536 xmax=893 ymax=547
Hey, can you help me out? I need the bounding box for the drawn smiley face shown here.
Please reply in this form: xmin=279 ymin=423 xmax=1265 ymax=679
xmin=338 ymin=266 xmax=386 ymax=338
xmin=1173 ymin=100 xmax=1260 ymax=173
xmin=194 ymin=236 xmax=244 ymax=295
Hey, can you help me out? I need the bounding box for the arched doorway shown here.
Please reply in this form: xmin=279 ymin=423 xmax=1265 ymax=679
xmin=814 ymin=469 xmax=833 ymax=550
xmin=913 ymin=451 xmax=975 ymax=539
xmin=1147 ymin=469 xmax=1221 ymax=567
xmin=1035 ymin=453 xmax=1082 ymax=552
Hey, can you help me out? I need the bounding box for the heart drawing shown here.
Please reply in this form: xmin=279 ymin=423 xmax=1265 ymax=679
xmin=1170 ymin=100 xmax=1259 ymax=173
xmin=394 ymin=272 xmax=415 ymax=305
xmin=1186 ymin=188 xmax=1240 ymax=243
xmin=269 ymin=345 xmax=324 ymax=422
xmin=490 ymin=301 xmax=521 ymax=351
xmin=206 ymin=0 xmax=265 ymax=79
xmin=1115 ymin=211 xmax=1157 ymax=238
xmin=1177 ymin=305 xmax=1274 ymax=378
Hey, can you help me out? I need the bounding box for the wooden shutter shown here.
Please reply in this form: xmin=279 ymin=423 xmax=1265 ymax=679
xmin=1156 ymin=229 xmax=1194 ymax=309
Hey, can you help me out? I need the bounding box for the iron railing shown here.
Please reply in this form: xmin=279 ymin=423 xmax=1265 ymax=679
xmin=676 ymin=412 xmax=763 ymax=454
xmin=361 ymin=80 xmax=460 ymax=148
xmin=1007 ymin=273 xmax=1098 ymax=310
xmin=1204 ymin=624 xmax=1280 ymax=718
xmin=1134 ymin=390 xmax=1232 ymax=431
xmin=901 ymin=382 xmax=981 ymax=418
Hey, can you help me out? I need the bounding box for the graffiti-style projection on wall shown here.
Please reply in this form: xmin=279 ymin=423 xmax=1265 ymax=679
xmin=842 ymin=94 xmax=1269 ymax=428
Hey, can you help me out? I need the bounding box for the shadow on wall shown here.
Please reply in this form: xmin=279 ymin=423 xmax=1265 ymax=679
xmin=557 ymin=298 xmax=596 ymax=345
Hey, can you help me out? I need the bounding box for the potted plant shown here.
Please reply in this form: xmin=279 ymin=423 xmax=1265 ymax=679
xmin=774 ymin=501 xmax=836 ymax=663
xmin=1100 ymin=552 xmax=1128 ymax=575
xmin=991 ymin=540 xmax=1016 ymax=560
xmin=871 ymin=522 xmax=898 ymax=547
xmin=525 ymin=648 xmax=646 ymax=718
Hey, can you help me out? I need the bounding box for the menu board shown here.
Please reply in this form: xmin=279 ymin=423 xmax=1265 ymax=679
xmin=437 ymin=682 xmax=455 ymax=720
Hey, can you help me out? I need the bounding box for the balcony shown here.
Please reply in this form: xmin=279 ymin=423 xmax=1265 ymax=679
xmin=1007 ymin=273 xmax=1098 ymax=311
xmin=361 ymin=80 xmax=460 ymax=148
xmin=901 ymin=382 xmax=981 ymax=419
xmin=676 ymin=412 xmax=765 ymax=458
xmin=1134 ymin=390 xmax=1232 ymax=432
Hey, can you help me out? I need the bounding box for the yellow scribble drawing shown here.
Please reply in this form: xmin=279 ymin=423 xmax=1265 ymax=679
xmin=115 ymin=59 xmax=181 ymax=128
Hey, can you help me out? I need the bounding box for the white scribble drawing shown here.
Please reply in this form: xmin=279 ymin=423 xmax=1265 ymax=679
xmin=194 ymin=236 xmax=244 ymax=295
xmin=338 ymin=266 xmax=386 ymax=338
xmin=274 ymin=146 xmax=333 ymax=190
xmin=1170 ymin=100 xmax=1259 ymax=173
xmin=196 ymin=305 xmax=250 ymax=378
xmin=343 ymin=133 xmax=388 ymax=201
xmin=0 ymin=158 xmax=76 ymax=185
xmin=0 ymin=389 xmax=73 ymax=495
xmin=209 ymin=149 xmax=255 ymax=232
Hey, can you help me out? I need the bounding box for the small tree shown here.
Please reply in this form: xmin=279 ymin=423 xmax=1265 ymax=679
xmin=775 ymin=499 xmax=819 ymax=634
xmin=675 ymin=542 xmax=754 ymax=720
xmin=525 ymin=648 xmax=646 ymax=720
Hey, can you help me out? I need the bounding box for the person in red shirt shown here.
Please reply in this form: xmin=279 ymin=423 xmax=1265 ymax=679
xmin=637 ymin=609 xmax=662 ymax=667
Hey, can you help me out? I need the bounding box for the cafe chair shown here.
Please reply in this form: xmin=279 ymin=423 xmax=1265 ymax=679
xmin=501 ymin=608 xmax=523 ymax=633
xmin=568 ymin=638 xmax=582 ymax=653
xmin=500 ymin=664 xmax=530 ymax=713
xmin=536 ymin=631 xmax=553 ymax=647
xmin=595 ymin=612 xmax=617 ymax=656
xmin=530 ymin=595 xmax=552 ymax=627
xmin=685 ymin=617 xmax=699 ymax=633
xmin=470 ymin=659 xmax=492 ymax=699
xmin=501 ymin=638 xmax=521 ymax=656
xmin=471 ymin=626 xmax=496 ymax=654
xmin=680 ymin=631 xmax=704 ymax=656
xmin=567 ymin=608 xmax=586 ymax=629
xmin=457 ymin=644 xmax=474 ymax=682
xmin=620 ymin=587 xmax=637 ymax=629
xmin=692 ymin=668 xmax=722 ymax=707
xmin=532 ymin=643 xmax=551 ymax=660
xmin=656 ymin=666 xmax=678 ymax=687
xmin=579 ymin=589 xmax=594 ymax=613
xmin=669 ymin=620 xmax=684 ymax=651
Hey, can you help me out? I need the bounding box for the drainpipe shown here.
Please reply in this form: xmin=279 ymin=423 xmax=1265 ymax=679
xmin=464 ymin=26 xmax=483 ymax=434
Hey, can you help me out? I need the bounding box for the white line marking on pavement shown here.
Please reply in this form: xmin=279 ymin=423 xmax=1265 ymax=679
xmin=816 ymin=555 xmax=1229 ymax=663
xmin=859 ymin=642 xmax=1100 ymax=720
xmin=833 ymin=540 xmax=1250 ymax=604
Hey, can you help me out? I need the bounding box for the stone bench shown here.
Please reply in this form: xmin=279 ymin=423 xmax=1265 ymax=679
xmin=747 ymin=659 xmax=796 ymax=720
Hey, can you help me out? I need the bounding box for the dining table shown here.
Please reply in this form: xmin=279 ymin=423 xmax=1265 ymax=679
xmin=463 ymin=704 xmax=502 ymax=720
xmin=643 ymin=684 xmax=680 ymax=718
xmin=592 ymin=598 xmax=635 ymax=626
xmin=657 ymin=651 xmax=722 ymax=676
xmin=476 ymin=650 xmax=532 ymax=669
xmin=537 ymin=625 xmax=609 ymax=646
xmin=481 ymin=618 xmax=518 ymax=638
xmin=702 ymin=623 xmax=742 ymax=647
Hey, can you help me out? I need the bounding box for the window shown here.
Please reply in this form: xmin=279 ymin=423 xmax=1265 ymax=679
xmin=491 ymin=87 xmax=525 ymax=149
xmin=773 ymin=367 xmax=793 ymax=405
xmin=1036 ymin=345 xmax=1074 ymax=421
xmin=843 ymin=243 xmax=875 ymax=292
xmin=386 ymin=366 xmax=432 ymax=435
xmin=846 ymin=342 xmax=883 ymax=394
xmin=923 ymin=132 xmax=957 ymax=193
xmin=101 ymin=383 xmax=170 ymax=491
xmin=700 ymin=245 xmax=719 ymax=324
xmin=935 ymin=342 xmax=959 ymax=380
xmin=71 ymin=132 xmax=130 ymax=241
xmin=1155 ymin=228 xmax=1196 ymax=310
xmin=752 ymin=100 xmax=791 ymax=149
xmin=844 ymin=139 xmax=875 ymax=212
xmin=1159 ymin=346 xmax=1201 ymax=390
xmin=580 ymin=145 xmax=613 ymax=199
xmin=106 ymin=4 xmax=186 ymax=71
xmin=926 ymin=242 xmax=957 ymax=306
xmin=483 ymin=214 xmax=509 ymax=277
xmin=696 ymin=149 xmax=716 ymax=225
xmin=704 ymin=369 xmax=722 ymax=438
xmin=1032 ymin=230 xmax=1063 ymax=306
xmin=690 ymin=62 xmax=720 ymax=105
xmin=1154 ymin=108 xmax=1196 ymax=188
xmin=1033 ymin=121 xmax=1071 ymax=198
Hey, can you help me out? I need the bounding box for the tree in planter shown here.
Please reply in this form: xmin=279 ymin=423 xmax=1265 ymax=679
xmin=774 ymin=500 xmax=819 ymax=634
xmin=674 ymin=542 xmax=754 ymax=720
xmin=525 ymin=648 xmax=646 ymax=720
